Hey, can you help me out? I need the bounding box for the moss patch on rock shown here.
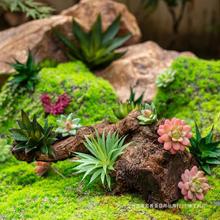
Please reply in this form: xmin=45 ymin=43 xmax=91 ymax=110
xmin=154 ymin=56 xmax=220 ymax=134
xmin=0 ymin=61 xmax=117 ymax=134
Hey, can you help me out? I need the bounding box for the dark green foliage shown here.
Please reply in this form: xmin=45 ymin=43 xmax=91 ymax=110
xmin=10 ymin=111 xmax=56 ymax=155
xmin=55 ymin=14 xmax=131 ymax=70
xmin=190 ymin=124 xmax=220 ymax=175
xmin=0 ymin=0 xmax=54 ymax=19
xmin=128 ymin=87 xmax=144 ymax=106
xmin=9 ymin=51 xmax=40 ymax=91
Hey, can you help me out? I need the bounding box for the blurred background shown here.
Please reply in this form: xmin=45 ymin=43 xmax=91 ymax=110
xmin=1 ymin=0 xmax=220 ymax=58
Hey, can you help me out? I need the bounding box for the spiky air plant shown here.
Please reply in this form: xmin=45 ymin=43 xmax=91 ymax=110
xmin=157 ymin=118 xmax=192 ymax=154
xmin=55 ymin=14 xmax=131 ymax=70
xmin=10 ymin=111 xmax=56 ymax=156
xmin=137 ymin=103 xmax=157 ymax=125
xmin=114 ymin=87 xmax=144 ymax=120
xmin=74 ymin=131 xmax=131 ymax=190
xmin=55 ymin=113 xmax=81 ymax=137
xmin=156 ymin=69 xmax=176 ymax=88
xmin=189 ymin=124 xmax=220 ymax=175
xmin=178 ymin=166 xmax=210 ymax=201
xmin=9 ymin=50 xmax=40 ymax=91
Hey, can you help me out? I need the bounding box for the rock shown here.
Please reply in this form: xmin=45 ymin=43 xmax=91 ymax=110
xmin=0 ymin=0 xmax=141 ymax=86
xmin=97 ymin=41 xmax=194 ymax=102
xmin=61 ymin=0 xmax=141 ymax=46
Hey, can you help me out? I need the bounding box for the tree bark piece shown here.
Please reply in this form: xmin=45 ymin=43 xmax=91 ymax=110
xmin=11 ymin=111 xmax=196 ymax=204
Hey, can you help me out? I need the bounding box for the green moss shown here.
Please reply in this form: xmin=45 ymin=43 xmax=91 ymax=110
xmin=0 ymin=61 xmax=117 ymax=134
xmin=154 ymin=56 xmax=220 ymax=134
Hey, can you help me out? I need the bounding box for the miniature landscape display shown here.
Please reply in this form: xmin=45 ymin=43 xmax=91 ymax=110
xmin=0 ymin=0 xmax=220 ymax=219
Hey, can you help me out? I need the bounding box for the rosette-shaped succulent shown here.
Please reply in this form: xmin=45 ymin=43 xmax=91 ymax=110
xmin=157 ymin=118 xmax=192 ymax=154
xmin=178 ymin=166 xmax=210 ymax=201
xmin=156 ymin=69 xmax=176 ymax=88
xmin=56 ymin=113 xmax=81 ymax=137
xmin=137 ymin=103 xmax=157 ymax=125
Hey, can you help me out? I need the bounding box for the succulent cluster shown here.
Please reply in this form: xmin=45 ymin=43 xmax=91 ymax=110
xmin=55 ymin=14 xmax=131 ymax=70
xmin=74 ymin=131 xmax=130 ymax=190
xmin=41 ymin=93 xmax=71 ymax=115
xmin=158 ymin=118 xmax=192 ymax=154
xmin=189 ymin=124 xmax=220 ymax=174
xmin=56 ymin=114 xmax=81 ymax=137
xmin=137 ymin=103 xmax=157 ymax=125
xmin=10 ymin=111 xmax=56 ymax=155
xmin=114 ymin=87 xmax=144 ymax=120
xmin=156 ymin=69 xmax=176 ymax=88
xmin=9 ymin=51 xmax=40 ymax=91
xmin=178 ymin=166 xmax=210 ymax=201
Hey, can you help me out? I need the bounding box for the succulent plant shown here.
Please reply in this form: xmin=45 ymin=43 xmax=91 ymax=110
xmin=128 ymin=87 xmax=144 ymax=107
xmin=158 ymin=118 xmax=192 ymax=154
xmin=0 ymin=138 xmax=11 ymax=163
xmin=10 ymin=111 xmax=56 ymax=155
xmin=137 ymin=103 xmax=157 ymax=125
xmin=156 ymin=69 xmax=176 ymax=88
xmin=55 ymin=14 xmax=131 ymax=70
xmin=74 ymin=131 xmax=130 ymax=190
xmin=41 ymin=93 xmax=71 ymax=115
xmin=189 ymin=124 xmax=220 ymax=175
xmin=35 ymin=161 xmax=51 ymax=177
xmin=178 ymin=166 xmax=210 ymax=201
xmin=9 ymin=50 xmax=40 ymax=91
xmin=55 ymin=114 xmax=81 ymax=137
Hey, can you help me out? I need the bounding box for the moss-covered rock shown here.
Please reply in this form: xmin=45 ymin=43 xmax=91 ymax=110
xmin=0 ymin=61 xmax=117 ymax=134
xmin=154 ymin=56 xmax=220 ymax=134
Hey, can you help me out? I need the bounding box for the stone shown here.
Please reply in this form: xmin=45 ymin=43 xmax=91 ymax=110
xmin=61 ymin=0 xmax=141 ymax=46
xmin=97 ymin=41 xmax=194 ymax=102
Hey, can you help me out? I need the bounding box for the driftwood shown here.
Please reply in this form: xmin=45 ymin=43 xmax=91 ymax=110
xmin=11 ymin=111 xmax=196 ymax=204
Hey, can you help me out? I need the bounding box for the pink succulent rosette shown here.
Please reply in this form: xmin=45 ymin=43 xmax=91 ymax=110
xmin=157 ymin=118 xmax=192 ymax=154
xmin=178 ymin=166 xmax=210 ymax=201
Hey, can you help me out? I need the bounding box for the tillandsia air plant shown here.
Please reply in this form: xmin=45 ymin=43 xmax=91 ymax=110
xmin=55 ymin=113 xmax=81 ymax=137
xmin=178 ymin=166 xmax=210 ymax=201
xmin=41 ymin=93 xmax=71 ymax=115
xmin=114 ymin=87 xmax=144 ymax=120
xmin=74 ymin=131 xmax=131 ymax=190
xmin=156 ymin=69 xmax=176 ymax=88
xmin=55 ymin=14 xmax=131 ymax=70
xmin=137 ymin=102 xmax=157 ymax=125
xmin=189 ymin=124 xmax=220 ymax=175
xmin=158 ymin=118 xmax=192 ymax=154
xmin=9 ymin=50 xmax=40 ymax=91
xmin=10 ymin=111 xmax=56 ymax=155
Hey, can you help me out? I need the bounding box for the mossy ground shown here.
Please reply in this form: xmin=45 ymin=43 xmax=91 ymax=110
xmin=0 ymin=58 xmax=220 ymax=219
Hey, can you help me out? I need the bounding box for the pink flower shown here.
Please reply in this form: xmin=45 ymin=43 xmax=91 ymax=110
xmin=157 ymin=118 xmax=192 ymax=154
xmin=40 ymin=93 xmax=71 ymax=115
xmin=178 ymin=166 xmax=210 ymax=201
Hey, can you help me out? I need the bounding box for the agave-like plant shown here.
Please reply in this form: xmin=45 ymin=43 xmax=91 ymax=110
xmin=9 ymin=50 xmax=40 ymax=91
xmin=137 ymin=103 xmax=157 ymax=125
xmin=55 ymin=14 xmax=131 ymax=70
xmin=10 ymin=111 xmax=56 ymax=155
xmin=74 ymin=131 xmax=130 ymax=190
xmin=189 ymin=124 xmax=220 ymax=175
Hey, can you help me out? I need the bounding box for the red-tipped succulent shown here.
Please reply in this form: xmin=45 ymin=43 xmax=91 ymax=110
xmin=41 ymin=93 xmax=71 ymax=115
xmin=157 ymin=118 xmax=192 ymax=154
xmin=178 ymin=166 xmax=210 ymax=201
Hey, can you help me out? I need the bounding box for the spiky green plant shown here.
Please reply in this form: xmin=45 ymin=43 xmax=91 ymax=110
xmin=10 ymin=111 xmax=56 ymax=155
xmin=55 ymin=14 xmax=131 ymax=70
xmin=156 ymin=69 xmax=176 ymax=88
xmin=9 ymin=51 xmax=40 ymax=91
xmin=74 ymin=131 xmax=130 ymax=190
xmin=56 ymin=113 xmax=81 ymax=137
xmin=189 ymin=124 xmax=220 ymax=175
xmin=137 ymin=103 xmax=157 ymax=125
xmin=0 ymin=0 xmax=54 ymax=19
xmin=128 ymin=87 xmax=144 ymax=106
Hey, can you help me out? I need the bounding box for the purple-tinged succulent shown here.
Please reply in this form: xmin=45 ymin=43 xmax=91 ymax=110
xmin=178 ymin=166 xmax=210 ymax=201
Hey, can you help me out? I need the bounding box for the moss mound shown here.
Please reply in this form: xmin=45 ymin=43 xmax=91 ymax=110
xmin=0 ymin=61 xmax=117 ymax=134
xmin=154 ymin=56 xmax=220 ymax=134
